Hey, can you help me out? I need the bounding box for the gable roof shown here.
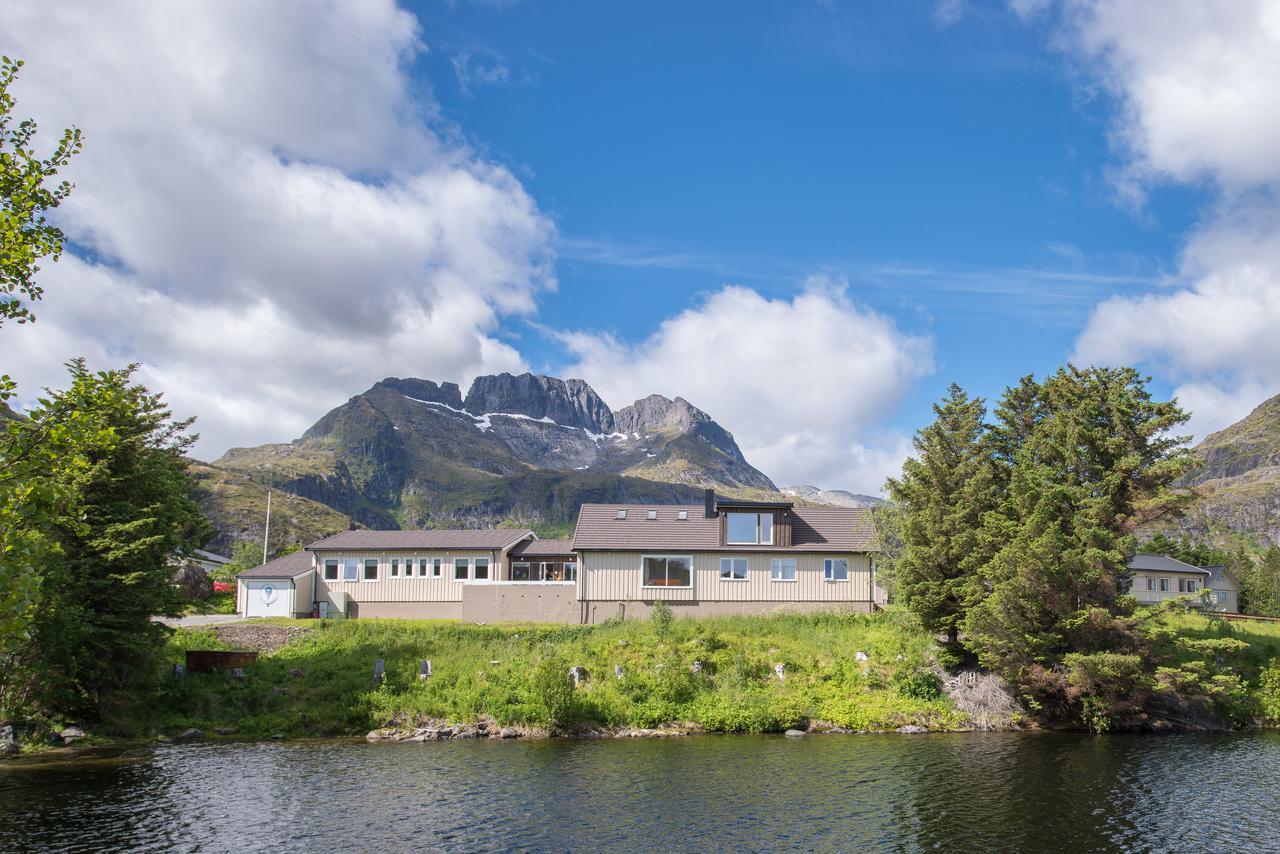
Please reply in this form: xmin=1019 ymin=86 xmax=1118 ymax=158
xmin=571 ymin=503 xmax=877 ymax=552
xmin=238 ymin=549 xmax=313 ymax=579
xmin=1127 ymin=553 xmax=1211 ymax=575
xmin=193 ymin=548 xmax=232 ymax=565
xmin=509 ymin=538 xmax=576 ymax=557
xmin=307 ymin=529 xmax=533 ymax=551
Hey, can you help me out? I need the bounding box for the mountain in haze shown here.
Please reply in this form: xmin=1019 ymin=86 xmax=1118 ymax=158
xmin=198 ymin=372 xmax=779 ymax=547
xmin=781 ymin=485 xmax=886 ymax=508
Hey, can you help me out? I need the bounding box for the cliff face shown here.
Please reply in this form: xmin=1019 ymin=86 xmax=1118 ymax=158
xmin=1147 ymin=392 xmax=1280 ymax=546
xmin=199 ymin=372 xmax=779 ymax=546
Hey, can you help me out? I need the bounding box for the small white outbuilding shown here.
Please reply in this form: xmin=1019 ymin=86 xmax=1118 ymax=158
xmin=236 ymin=550 xmax=314 ymax=618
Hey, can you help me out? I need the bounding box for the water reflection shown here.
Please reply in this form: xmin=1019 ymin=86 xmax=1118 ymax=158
xmin=3 ymin=733 xmax=1280 ymax=852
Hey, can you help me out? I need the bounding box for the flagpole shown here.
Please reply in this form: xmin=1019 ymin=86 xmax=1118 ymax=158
xmin=262 ymin=489 xmax=272 ymax=565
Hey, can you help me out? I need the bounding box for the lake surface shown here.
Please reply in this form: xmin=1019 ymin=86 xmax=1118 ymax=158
xmin=3 ymin=731 xmax=1280 ymax=852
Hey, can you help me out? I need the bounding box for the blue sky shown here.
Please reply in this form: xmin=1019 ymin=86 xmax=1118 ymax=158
xmin=6 ymin=1 xmax=1278 ymax=494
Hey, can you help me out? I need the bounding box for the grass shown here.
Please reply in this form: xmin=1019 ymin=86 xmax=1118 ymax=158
xmin=103 ymin=609 xmax=965 ymax=739
xmin=181 ymin=591 xmax=237 ymax=616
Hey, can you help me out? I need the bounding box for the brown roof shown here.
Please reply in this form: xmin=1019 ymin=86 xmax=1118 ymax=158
xmin=571 ymin=504 xmax=877 ymax=553
xmin=238 ymin=549 xmax=313 ymax=578
xmin=508 ymin=538 xmax=576 ymax=557
xmin=307 ymin=529 xmax=533 ymax=551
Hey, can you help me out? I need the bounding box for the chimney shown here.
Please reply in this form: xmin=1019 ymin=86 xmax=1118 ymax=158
xmin=704 ymin=488 xmax=716 ymax=518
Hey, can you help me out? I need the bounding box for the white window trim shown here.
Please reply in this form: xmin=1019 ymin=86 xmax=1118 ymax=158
xmin=432 ymin=557 xmax=443 ymax=579
xmin=641 ymin=554 xmax=694 ymax=589
xmin=473 ymin=557 xmax=492 ymax=583
xmin=770 ymin=558 xmax=797 ymax=582
xmin=718 ymin=556 xmax=750 ymax=582
xmin=342 ymin=558 xmax=360 ymax=583
xmin=323 ymin=559 xmax=339 ymax=582
xmin=362 ymin=558 xmax=380 ymax=583
xmin=389 ymin=557 xmax=401 ymax=579
xmin=453 ymin=558 xmax=471 ymax=582
xmin=824 ymin=558 xmax=850 ymax=582
xmin=1159 ymin=578 xmax=1170 ymax=592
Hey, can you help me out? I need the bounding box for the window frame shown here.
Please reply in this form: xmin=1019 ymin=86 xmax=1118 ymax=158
xmin=1158 ymin=577 xmax=1170 ymax=592
xmin=453 ymin=558 xmax=470 ymax=582
xmin=770 ymin=558 xmax=797 ymax=582
xmin=719 ymin=557 xmax=749 ymax=581
xmin=390 ymin=557 xmax=400 ymax=578
xmin=563 ymin=562 xmax=578 ymax=582
xmin=1145 ymin=577 xmax=1155 ymax=592
xmin=323 ymin=559 xmax=339 ymax=581
xmin=824 ymin=558 xmax=850 ymax=582
xmin=342 ymin=558 xmax=359 ymax=582
xmin=474 ymin=557 xmax=490 ymax=582
xmin=641 ymin=554 xmax=694 ymax=589
xmin=362 ymin=558 xmax=379 ymax=582
xmin=512 ymin=561 xmax=531 ymax=581
xmin=432 ymin=557 xmax=442 ymax=579
xmin=725 ymin=511 xmax=774 ymax=545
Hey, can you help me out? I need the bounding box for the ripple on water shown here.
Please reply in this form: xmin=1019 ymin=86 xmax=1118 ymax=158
xmin=4 ymin=732 xmax=1280 ymax=852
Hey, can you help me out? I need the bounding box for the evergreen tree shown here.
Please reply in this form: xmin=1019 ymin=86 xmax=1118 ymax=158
xmin=963 ymin=366 xmax=1195 ymax=677
xmin=886 ymin=384 xmax=1000 ymax=644
xmin=1 ymin=361 xmax=209 ymax=720
xmin=1241 ymin=547 xmax=1280 ymax=617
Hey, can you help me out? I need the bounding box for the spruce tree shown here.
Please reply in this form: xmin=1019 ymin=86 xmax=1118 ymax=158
xmin=887 ymin=384 xmax=999 ymax=644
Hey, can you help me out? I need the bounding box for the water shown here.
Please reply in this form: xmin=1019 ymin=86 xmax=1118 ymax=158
xmin=3 ymin=732 xmax=1280 ymax=852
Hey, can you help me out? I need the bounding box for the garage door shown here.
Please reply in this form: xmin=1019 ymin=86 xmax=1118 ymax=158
xmin=245 ymin=579 xmax=293 ymax=618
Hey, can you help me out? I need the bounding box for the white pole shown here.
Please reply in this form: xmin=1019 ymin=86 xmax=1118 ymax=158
xmin=262 ymin=489 xmax=272 ymax=565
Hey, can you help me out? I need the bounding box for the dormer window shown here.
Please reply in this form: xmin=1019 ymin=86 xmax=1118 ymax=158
xmin=615 ymin=509 xmax=628 ymax=520
xmin=647 ymin=510 xmax=658 ymax=520
xmin=677 ymin=510 xmax=688 ymax=521
xmin=726 ymin=512 xmax=773 ymax=545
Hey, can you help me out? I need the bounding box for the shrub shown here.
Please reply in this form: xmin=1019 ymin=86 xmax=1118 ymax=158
xmin=650 ymin=600 xmax=673 ymax=638
xmin=531 ymin=658 xmax=576 ymax=731
xmin=897 ymin=670 xmax=942 ymax=701
xmin=1259 ymin=662 xmax=1280 ymax=725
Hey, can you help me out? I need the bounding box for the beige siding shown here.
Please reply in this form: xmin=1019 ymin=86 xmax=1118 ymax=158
xmin=1130 ymin=570 xmax=1206 ymax=606
xmin=580 ymin=551 xmax=872 ymax=604
xmin=314 ymin=548 xmax=505 ymax=608
xmin=292 ymin=571 xmax=313 ymax=617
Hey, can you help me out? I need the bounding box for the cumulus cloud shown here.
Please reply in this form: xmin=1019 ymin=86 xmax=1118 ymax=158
xmin=1041 ymin=0 xmax=1280 ymax=438
xmin=0 ymin=0 xmax=554 ymax=457
xmin=559 ymin=280 xmax=933 ymax=494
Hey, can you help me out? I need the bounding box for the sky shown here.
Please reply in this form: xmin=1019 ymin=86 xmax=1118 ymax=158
xmin=3 ymin=0 xmax=1279 ymax=495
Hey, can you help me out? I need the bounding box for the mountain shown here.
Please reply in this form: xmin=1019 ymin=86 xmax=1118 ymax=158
xmin=1148 ymin=393 xmax=1280 ymax=547
xmin=781 ymin=485 xmax=886 ymax=508
xmin=198 ymin=372 xmax=779 ymax=549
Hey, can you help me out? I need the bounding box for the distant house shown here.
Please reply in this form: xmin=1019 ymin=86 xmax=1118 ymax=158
xmin=1126 ymin=553 xmax=1239 ymax=613
xmin=236 ymin=490 xmax=882 ymax=622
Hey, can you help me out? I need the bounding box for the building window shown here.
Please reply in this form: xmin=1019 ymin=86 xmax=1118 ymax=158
xmin=770 ymin=558 xmax=796 ymax=581
xmin=390 ymin=558 xmax=400 ymax=578
xmin=824 ymin=559 xmax=849 ymax=582
xmin=1216 ymin=590 xmax=1229 ymax=604
xmin=432 ymin=558 xmax=442 ymax=578
xmin=1146 ymin=577 xmax=1155 ymax=591
xmin=564 ymin=562 xmax=577 ymax=582
xmin=454 ymin=558 xmax=470 ymax=581
xmin=616 ymin=509 xmax=628 ymax=519
xmin=512 ymin=562 xmax=531 ymax=581
xmin=1159 ymin=578 xmax=1170 ymax=592
xmin=1179 ymin=578 xmax=1198 ymax=593
xmin=407 ymin=557 xmax=418 ymax=577
xmin=719 ymin=558 xmax=748 ymax=580
xmin=343 ymin=559 xmax=359 ymax=582
xmin=363 ymin=559 xmax=379 ymax=581
xmin=677 ymin=510 xmax=688 ymax=521
xmin=726 ymin=512 xmax=773 ymax=545
xmin=647 ymin=509 xmax=658 ymax=520
xmin=643 ymin=555 xmax=692 ymax=587
xmin=324 ymin=559 xmax=339 ymax=581
xmin=474 ymin=558 xmax=490 ymax=581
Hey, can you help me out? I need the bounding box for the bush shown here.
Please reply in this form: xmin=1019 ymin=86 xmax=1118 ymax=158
xmin=897 ymin=670 xmax=942 ymax=701
xmin=650 ymin=600 xmax=673 ymax=638
xmin=1259 ymin=662 xmax=1280 ymax=725
xmin=531 ymin=658 xmax=576 ymax=731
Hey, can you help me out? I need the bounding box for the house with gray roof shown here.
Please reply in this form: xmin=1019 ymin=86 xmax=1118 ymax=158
xmin=236 ymin=490 xmax=881 ymax=622
xmin=1126 ymin=553 xmax=1240 ymax=613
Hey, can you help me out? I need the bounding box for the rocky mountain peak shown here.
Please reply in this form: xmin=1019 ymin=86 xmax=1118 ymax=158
xmin=614 ymin=394 xmax=705 ymax=434
xmin=1190 ymin=391 xmax=1280 ymax=483
xmin=372 ymin=377 xmax=464 ymax=409
xmin=462 ymin=372 xmax=615 ymax=433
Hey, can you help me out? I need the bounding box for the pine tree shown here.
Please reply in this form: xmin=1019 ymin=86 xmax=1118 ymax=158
xmin=886 ymin=384 xmax=1000 ymax=644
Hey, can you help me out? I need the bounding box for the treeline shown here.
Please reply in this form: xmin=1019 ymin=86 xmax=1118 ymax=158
xmin=886 ymin=367 xmax=1255 ymax=731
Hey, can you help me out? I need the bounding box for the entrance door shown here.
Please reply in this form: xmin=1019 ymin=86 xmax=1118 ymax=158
xmin=245 ymin=579 xmax=292 ymax=618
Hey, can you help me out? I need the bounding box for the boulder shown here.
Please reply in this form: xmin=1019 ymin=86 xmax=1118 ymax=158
xmin=895 ymin=725 xmax=928 ymax=734
xmin=176 ymin=728 xmax=204 ymax=741
xmin=172 ymin=562 xmax=214 ymax=600
xmin=784 ymin=729 xmax=807 ymax=737
xmin=59 ymin=726 xmax=86 ymax=744
xmin=1 ymin=741 xmax=18 ymax=756
xmin=499 ymin=728 xmax=519 ymax=739
xmin=214 ymin=727 xmax=236 ymax=736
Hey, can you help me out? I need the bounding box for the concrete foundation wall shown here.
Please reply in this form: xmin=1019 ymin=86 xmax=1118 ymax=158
xmin=581 ymin=599 xmax=873 ymax=624
xmin=461 ymin=583 xmax=580 ymax=624
xmin=349 ymin=601 xmax=464 ymax=620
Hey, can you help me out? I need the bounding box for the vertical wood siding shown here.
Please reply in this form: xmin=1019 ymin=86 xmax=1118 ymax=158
xmin=580 ymin=551 xmax=872 ymax=603
xmin=314 ymin=548 xmax=504 ymax=603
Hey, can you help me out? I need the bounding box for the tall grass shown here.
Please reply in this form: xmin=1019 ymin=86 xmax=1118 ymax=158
xmin=105 ymin=609 xmax=965 ymax=738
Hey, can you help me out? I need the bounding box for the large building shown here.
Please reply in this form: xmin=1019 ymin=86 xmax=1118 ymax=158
xmin=237 ymin=490 xmax=883 ymax=623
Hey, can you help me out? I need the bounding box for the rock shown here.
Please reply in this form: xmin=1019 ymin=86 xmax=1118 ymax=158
xmin=784 ymin=729 xmax=807 ymax=737
xmin=855 ymin=651 xmax=869 ymax=662
xmin=214 ymin=727 xmax=236 ymax=735
xmin=500 ymin=728 xmax=519 ymax=739
xmin=59 ymin=726 xmax=87 ymax=744
xmin=1 ymin=741 xmax=18 ymax=756
xmin=271 ymin=687 xmax=289 ymax=697
xmin=463 ymin=373 xmax=615 ymax=433
xmin=230 ymin=668 xmax=245 ymax=680
xmin=177 ymin=728 xmax=204 ymax=741
xmin=0 ymin=722 xmax=14 ymax=742
xmin=896 ymin=725 xmax=928 ymax=734
xmin=172 ymin=561 xmax=214 ymax=600
xmin=774 ymin=663 xmax=786 ymax=681
xmin=288 ymin=668 xmax=305 ymax=678
xmin=366 ymin=729 xmax=391 ymax=741
xmin=271 ymin=733 xmax=285 ymax=740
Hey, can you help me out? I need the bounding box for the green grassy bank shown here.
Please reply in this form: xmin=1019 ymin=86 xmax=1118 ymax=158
xmin=106 ymin=610 xmax=965 ymax=739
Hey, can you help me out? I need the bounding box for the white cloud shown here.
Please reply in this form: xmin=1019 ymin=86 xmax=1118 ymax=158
xmin=559 ymin=280 xmax=932 ymax=494
xmin=452 ymin=48 xmax=512 ymax=97
xmin=1044 ymin=1 xmax=1280 ymax=438
xmin=0 ymin=0 xmax=555 ymax=457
